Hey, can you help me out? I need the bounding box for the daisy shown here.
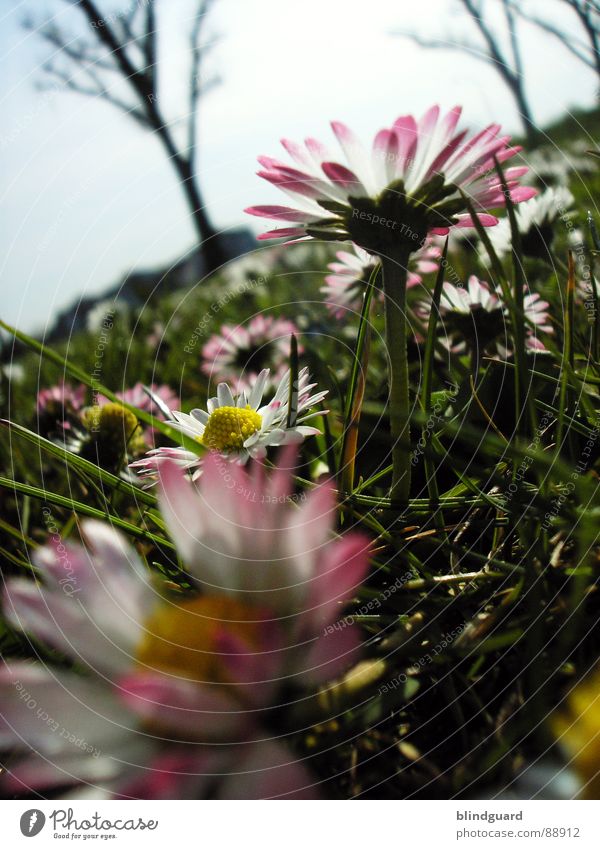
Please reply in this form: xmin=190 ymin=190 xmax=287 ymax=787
xmin=202 ymin=315 xmax=302 ymax=392
xmin=223 ymin=248 xmax=279 ymax=287
xmin=1 ymin=452 xmax=369 ymax=799
xmin=85 ymin=299 xmax=118 ymax=333
xmin=522 ymin=293 xmax=554 ymax=350
xmin=36 ymin=381 xmax=86 ymax=417
xmin=36 ymin=381 xmax=86 ymax=438
xmin=416 ymin=276 xmax=553 ymax=357
xmin=321 ymin=238 xmax=441 ymax=319
xmin=245 ymin=105 xmax=535 ymax=501
xmin=98 ymin=383 xmax=180 ymax=448
xmin=525 ymin=144 xmax=594 ymax=185
xmin=482 ymin=186 xmax=575 ymax=260
xmin=80 ymin=402 xmax=148 ymax=467
xmin=171 ymin=367 xmax=326 ymax=462
xmin=245 ymin=105 xmax=535 ymax=251
xmin=129 ymin=366 xmax=328 ymax=481
xmin=157 ymin=446 xmax=370 ymax=621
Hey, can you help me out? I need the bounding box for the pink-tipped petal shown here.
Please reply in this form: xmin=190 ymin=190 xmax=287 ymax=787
xmin=307 ymin=534 xmax=371 ymax=630
xmin=218 ymin=740 xmax=318 ymax=800
xmin=117 ymin=673 xmax=247 ymax=741
xmin=300 ymin=620 xmax=363 ymax=686
xmin=321 ymin=161 xmax=365 ymax=193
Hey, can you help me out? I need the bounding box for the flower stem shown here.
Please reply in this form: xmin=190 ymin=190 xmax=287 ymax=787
xmin=381 ymin=250 xmax=412 ymax=504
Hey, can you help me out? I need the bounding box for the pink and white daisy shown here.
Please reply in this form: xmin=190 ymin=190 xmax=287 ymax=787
xmin=37 ymin=382 xmax=86 ymax=415
xmin=481 ymin=186 xmax=575 ymax=261
xmin=416 ymin=276 xmax=553 ymax=356
xmin=245 ymin=105 xmax=535 ymax=253
xmin=1 ymin=451 xmax=370 ymax=799
xmin=157 ymin=447 xmax=370 ymax=626
xmin=321 ymin=238 xmax=442 ymax=319
xmin=522 ymin=292 xmax=554 ymax=351
xmin=246 ymin=106 xmax=534 ymax=502
xmin=36 ymin=381 xmax=87 ymax=437
xmin=129 ymin=366 xmax=328 ymax=482
xmin=36 ymin=381 xmax=86 ymax=425
xmin=201 ymin=315 xmax=302 ymax=392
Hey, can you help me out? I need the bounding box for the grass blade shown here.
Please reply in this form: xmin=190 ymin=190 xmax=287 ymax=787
xmin=420 ymin=237 xmax=448 ymax=531
xmin=286 ymin=334 xmax=299 ymax=428
xmin=338 ymin=262 xmax=380 ymax=489
xmin=1 ymin=419 xmax=157 ymax=507
xmin=0 ymin=476 xmax=174 ymax=550
xmin=0 ymin=319 xmax=202 ymax=456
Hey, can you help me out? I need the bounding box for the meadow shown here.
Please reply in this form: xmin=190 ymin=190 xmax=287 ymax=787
xmin=1 ymin=105 xmax=600 ymax=799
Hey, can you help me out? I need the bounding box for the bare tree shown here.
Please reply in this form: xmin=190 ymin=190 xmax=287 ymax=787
xmin=27 ymin=0 xmax=226 ymax=273
xmin=393 ymin=0 xmax=537 ymax=144
xmin=509 ymin=0 xmax=600 ymax=82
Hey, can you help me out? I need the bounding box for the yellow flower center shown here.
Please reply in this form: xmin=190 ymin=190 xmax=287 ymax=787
xmin=136 ymin=595 xmax=266 ymax=684
xmin=81 ymin=403 xmax=146 ymax=457
xmin=83 ymin=402 xmax=139 ymax=439
xmin=201 ymin=405 xmax=262 ymax=452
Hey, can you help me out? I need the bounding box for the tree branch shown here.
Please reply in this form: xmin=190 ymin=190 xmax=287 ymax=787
xmin=391 ymin=29 xmax=495 ymax=62
xmin=31 ymin=20 xmax=119 ymax=74
xmin=502 ymin=0 xmax=523 ymax=82
xmin=460 ymin=0 xmax=516 ymax=84
xmin=508 ymin=0 xmax=597 ymax=69
xmin=142 ymin=0 xmax=157 ymax=92
xmin=40 ymin=60 xmax=149 ymax=126
xmin=62 ymin=0 xmax=151 ymax=100
xmin=29 ymin=0 xmax=225 ymax=265
xmin=187 ymin=0 xmax=220 ymax=160
xmin=393 ymin=0 xmax=536 ymax=139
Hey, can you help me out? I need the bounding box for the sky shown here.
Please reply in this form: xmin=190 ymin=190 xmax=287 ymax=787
xmin=0 ymin=0 xmax=598 ymax=333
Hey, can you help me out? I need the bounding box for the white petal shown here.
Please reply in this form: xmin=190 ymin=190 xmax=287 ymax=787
xmin=190 ymin=408 xmax=209 ymax=424
xmin=217 ymin=383 xmax=235 ymax=407
xmin=249 ymin=369 xmax=270 ymax=409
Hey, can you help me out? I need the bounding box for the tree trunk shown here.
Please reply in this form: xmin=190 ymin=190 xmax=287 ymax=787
xmin=173 ymin=154 xmax=227 ymax=275
xmin=514 ymin=85 xmax=537 ymax=146
xmin=154 ymin=120 xmax=227 ymax=274
xmin=504 ymin=72 xmax=537 ymax=146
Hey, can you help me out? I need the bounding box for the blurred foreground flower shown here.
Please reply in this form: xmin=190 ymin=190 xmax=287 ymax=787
xmin=201 ymin=315 xmax=302 ymax=391
xmin=1 ymin=450 xmax=369 ymax=798
xmin=130 ymin=366 xmax=327 ymax=482
xmin=156 ymin=448 xmax=369 ymax=622
xmin=321 ymin=238 xmax=441 ymax=319
xmin=552 ymin=667 xmax=600 ymax=799
xmin=416 ymin=276 xmax=553 ymax=358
